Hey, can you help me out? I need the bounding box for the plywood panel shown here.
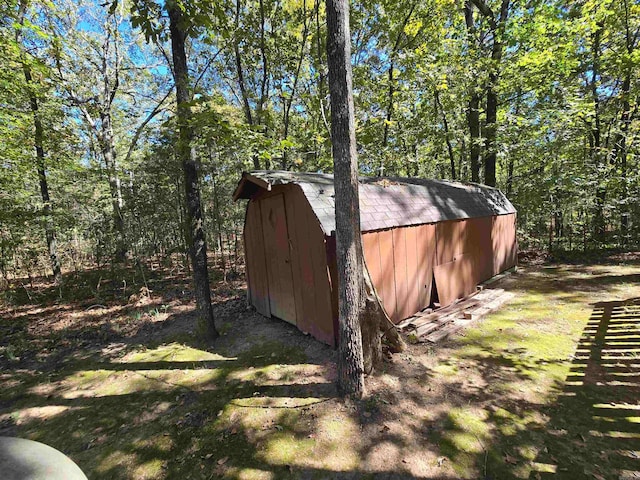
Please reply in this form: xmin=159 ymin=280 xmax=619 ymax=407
xmin=466 ymin=216 xmax=494 ymax=284
xmin=436 ymin=220 xmax=466 ymax=265
xmin=378 ymin=229 xmax=397 ymax=321
xmin=307 ymin=209 xmax=335 ymax=346
xmin=415 ymin=224 xmax=436 ymax=309
xmin=325 ymin=236 xmax=339 ymax=347
xmin=363 ymin=232 xmax=382 ymax=293
xmin=433 ymin=253 xmax=477 ymax=306
xmin=283 ymin=187 xmax=306 ymax=332
xmin=404 ymin=226 xmax=420 ymax=319
xmin=492 ymin=214 xmax=517 ymax=275
xmin=392 ymin=228 xmax=410 ymax=322
xmin=260 ymin=194 xmax=296 ymax=324
xmin=244 ymin=201 xmax=270 ymax=316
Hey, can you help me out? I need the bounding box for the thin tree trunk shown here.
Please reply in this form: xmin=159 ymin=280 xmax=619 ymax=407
xmin=17 ymin=0 xmax=62 ymax=283
xmin=381 ymin=4 xmax=417 ymax=150
xmin=22 ymin=65 xmax=62 ymax=282
xmin=167 ymin=0 xmax=219 ymax=341
xmin=471 ymin=0 xmax=510 ymax=187
xmin=282 ymin=0 xmax=309 ymax=169
xmin=613 ymin=0 xmax=636 ymax=244
xmin=590 ymin=20 xmax=605 ymax=244
xmin=468 ymin=91 xmax=481 ymax=182
xmin=464 ymin=2 xmax=481 ymax=183
xmin=434 ymin=89 xmax=456 ymax=179
xmin=484 ymin=83 xmax=497 ymax=186
xmin=326 ymin=0 xmax=365 ymax=398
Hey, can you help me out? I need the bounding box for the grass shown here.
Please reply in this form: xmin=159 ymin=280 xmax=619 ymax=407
xmin=1 ymin=258 xmax=639 ymax=479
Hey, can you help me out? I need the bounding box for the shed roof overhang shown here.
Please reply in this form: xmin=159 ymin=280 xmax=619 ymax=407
xmin=232 ymin=172 xmax=273 ymax=201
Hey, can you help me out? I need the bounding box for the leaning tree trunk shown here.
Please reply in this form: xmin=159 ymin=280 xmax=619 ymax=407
xmin=326 ymin=0 xmax=404 ymax=397
xmin=167 ymin=0 xmax=219 ymax=341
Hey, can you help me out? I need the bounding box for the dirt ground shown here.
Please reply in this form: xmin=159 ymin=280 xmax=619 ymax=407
xmin=1 ymin=255 xmax=640 ymax=479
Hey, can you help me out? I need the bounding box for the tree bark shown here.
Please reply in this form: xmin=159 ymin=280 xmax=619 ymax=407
xmin=590 ymin=20 xmax=606 ymax=244
xmin=167 ymin=0 xmax=219 ymax=341
xmin=22 ymin=65 xmax=62 ymax=283
xmin=17 ymin=0 xmax=62 ymax=283
xmin=434 ymin=89 xmax=456 ymax=179
xmin=325 ymin=0 xmax=365 ymax=398
xmin=472 ymin=0 xmax=510 ymax=187
xmin=468 ymin=91 xmax=481 ymax=182
xmin=100 ymin=112 xmax=127 ymax=262
xmin=464 ymin=2 xmax=481 ymax=183
xmin=326 ymin=0 xmax=405 ymax=397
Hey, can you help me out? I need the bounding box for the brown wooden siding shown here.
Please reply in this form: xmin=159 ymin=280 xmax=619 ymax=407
xmin=245 ymin=181 xmax=517 ymax=345
xmin=492 ymin=214 xmax=518 ymax=276
xmin=243 ymin=201 xmax=270 ymax=317
xmin=245 ymin=185 xmax=336 ymax=346
xmin=433 ymin=252 xmax=477 ymax=306
xmin=362 ymin=224 xmax=436 ymax=324
xmin=260 ymin=193 xmax=296 ymax=323
xmin=361 ymin=214 xmax=516 ymax=324
xmin=290 ymin=186 xmax=335 ymax=346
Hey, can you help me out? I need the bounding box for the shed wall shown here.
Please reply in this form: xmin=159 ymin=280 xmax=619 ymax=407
xmin=362 ymin=224 xmax=436 ymax=324
xmin=243 ymin=185 xmax=336 ymax=346
xmin=244 ymin=201 xmax=270 ymax=317
xmin=362 ymin=213 xmax=517 ymax=324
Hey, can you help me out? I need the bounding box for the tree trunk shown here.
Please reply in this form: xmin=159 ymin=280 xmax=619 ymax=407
xmin=22 ymin=64 xmax=62 ymax=283
xmin=468 ymin=91 xmax=481 ymax=182
xmin=484 ymin=81 xmax=497 ymax=186
xmin=464 ymin=2 xmax=481 ymax=183
xmin=282 ymin=0 xmax=309 ymax=170
xmin=434 ymin=89 xmax=456 ymax=180
xmin=326 ymin=0 xmax=404 ymax=397
xmin=326 ymin=0 xmax=365 ymax=398
xmin=101 ymin=113 xmax=127 ymax=262
xmin=482 ymin=0 xmax=510 ymax=187
xmin=17 ymin=1 xmax=62 ymax=283
xmin=167 ymin=0 xmax=219 ymax=341
xmin=590 ymin=20 xmax=605 ymax=244
xmin=234 ymin=0 xmax=259 ymax=170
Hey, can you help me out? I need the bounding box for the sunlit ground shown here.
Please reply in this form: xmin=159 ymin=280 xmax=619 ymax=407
xmin=1 ymin=259 xmax=639 ymax=479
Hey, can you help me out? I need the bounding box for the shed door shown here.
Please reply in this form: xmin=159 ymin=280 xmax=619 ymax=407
xmin=260 ymin=194 xmax=296 ymax=324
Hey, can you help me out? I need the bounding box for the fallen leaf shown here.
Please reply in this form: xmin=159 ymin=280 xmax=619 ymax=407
xmin=217 ymin=457 xmax=228 ymax=465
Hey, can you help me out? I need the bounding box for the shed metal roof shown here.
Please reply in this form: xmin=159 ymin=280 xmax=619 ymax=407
xmin=234 ymin=170 xmax=516 ymax=235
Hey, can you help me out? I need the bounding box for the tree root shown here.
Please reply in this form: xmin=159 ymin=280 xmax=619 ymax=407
xmin=360 ymin=264 xmax=405 ymax=374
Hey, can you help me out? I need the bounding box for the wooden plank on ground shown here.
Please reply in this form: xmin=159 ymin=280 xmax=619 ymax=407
xmin=423 ymin=291 xmax=515 ymax=343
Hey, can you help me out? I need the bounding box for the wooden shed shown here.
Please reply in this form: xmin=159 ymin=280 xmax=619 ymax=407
xmin=233 ymin=171 xmax=517 ymax=346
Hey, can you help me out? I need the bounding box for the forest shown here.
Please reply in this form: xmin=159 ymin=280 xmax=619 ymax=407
xmin=1 ymin=0 xmax=640 ymax=478
xmin=1 ymin=0 xmax=638 ymax=285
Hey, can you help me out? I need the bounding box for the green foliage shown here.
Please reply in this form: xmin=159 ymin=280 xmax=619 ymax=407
xmin=0 ymin=0 xmax=639 ymax=279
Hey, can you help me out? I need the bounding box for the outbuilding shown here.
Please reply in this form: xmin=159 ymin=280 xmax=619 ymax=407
xmin=233 ymin=171 xmax=517 ymax=346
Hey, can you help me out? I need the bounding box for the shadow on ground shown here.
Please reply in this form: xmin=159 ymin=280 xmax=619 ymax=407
xmin=2 ymin=261 xmax=640 ymax=479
